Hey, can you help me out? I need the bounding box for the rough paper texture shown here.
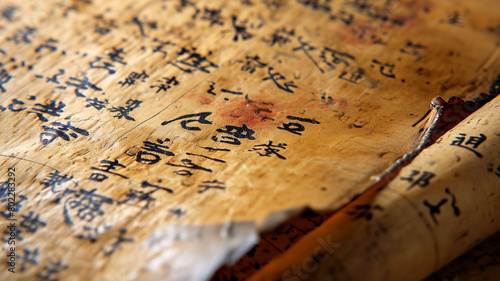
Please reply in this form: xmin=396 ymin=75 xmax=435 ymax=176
xmin=0 ymin=0 xmax=499 ymax=280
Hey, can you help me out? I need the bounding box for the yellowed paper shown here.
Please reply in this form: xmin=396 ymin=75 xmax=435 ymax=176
xmin=0 ymin=0 xmax=499 ymax=280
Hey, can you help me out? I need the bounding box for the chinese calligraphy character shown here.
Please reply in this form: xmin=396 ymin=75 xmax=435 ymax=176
xmin=213 ymin=124 xmax=256 ymax=145
xmin=263 ymin=67 xmax=297 ymax=93
xmin=20 ymin=211 xmax=47 ymax=233
xmin=1 ymin=6 xmax=17 ymax=22
xmin=17 ymin=248 xmax=40 ymax=272
xmin=7 ymin=26 xmax=36 ymax=44
xmin=35 ymin=38 xmax=58 ymax=53
xmin=28 ymin=100 xmax=65 ymax=122
xmin=46 ymin=69 xmax=65 ymax=84
xmin=293 ymin=37 xmax=324 ymax=73
xmin=371 ymin=59 xmax=396 ymax=78
xmin=198 ymin=180 xmax=226 ymax=193
xmin=37 ymin=260 xmax=68 ymax=281
xmin=264 ymin=27 xmax=294 ymax=47
xmin=118 ymin=70 xmax=149 ymax=87
xmin=65 ymin=73 xmax=102 ymax=97
xmin=450 ymin=133 xmax=486 ymax=158
xmin=297 ymin=0 xmax=331 ymax=12
xmin=75 ymin=225 xmax=111 ymax=242
xmin=103 ymin=228 xmax=134 ymax=255
xmin=7 ymin=99 xmax=26 ymax=111
xmin=94 ymin=15 xmax=117 ymax=34
xmin=278 ymin=115 xmax=320 ymax=135
xmin=168 ymin=47 xmax=218 ymax=73
xmin=107 ymin=99 xmax=142 ymax=121
xmin=346 ymin=204 xmax=384 ymax=221
xmin=200 ymin=8 xmax=224 ymax=26
xmin=0 ymin=69 xmax=13 ymax=92
xmin=152 ymin=38 xmax=175 ymax=58
xmin=40 ymin=121 xmax=90 ymax=145
xmin=329 ymin=10 xmax=354 ymax=25
xmin=238 ymin=55 xmax=267 ymax=74
xmin=89 ymin=159 xmax=128 ymax=182
xmin=232 ymin=15 xmax=253 ymax=41
xmin=85 ymin=97 xmax=109 ymax=110
xmin=136 ymin=139 xmax=175 ymax=165
xmin=186 ymin=152 xmax=226 ymax=163
xmin=399 ymin=41 xmax=427 ymax=56
xmin=150 ymin=76 xmax=179 ymax=93
xmin=118 ymin=181 xmax=173 ymax=208
xmin=89 ymin=57 xmax=116 ymax=74
xmin=400 ymin=170 xmax=436 ymax=190
xmin=41 ymin=171 xmax=74 ymax=193
xmin=320 ymin=47 xmax=355 ymax=70
xmin=423 ymin=188 xmax=460 ymax=225
xmin=59 ymin=188 xmax=114 ymax=225
xmin=169 ymin=208 xmax=185 ymax=218
xmin=108 ymin=47 xmax=127 ymax=65
xmin=339 ymin=68 xmax=365 ymax=84
xmin=167 ymin=158 xmax=213 ymax=173
xmin=132 ymin=16 xmax=157 ymax=37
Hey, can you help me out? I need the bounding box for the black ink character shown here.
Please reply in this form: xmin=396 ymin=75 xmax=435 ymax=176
xmin=89 ymin=159 xmax=128 ymax=182
xmin=263 ymin=67 xmax=297 ymax=93
xmin=108 ymin=99 xmax=142 ymax=121
xmin=40 ymin=121 xmax=89 ymax=145
xmin=198 ymin=180 xmax=226 ymax=193
xmin=213 ymin=124 xmax=256 ymax=145
xmin=450 ymin=133 xmax=486 ymax=158
xmin=161 ymin=112 xmax=213 ymax=131
xmin=249 ymin=140 xmax=287 ymax=159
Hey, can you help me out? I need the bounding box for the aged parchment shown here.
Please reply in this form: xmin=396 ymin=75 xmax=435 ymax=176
xmin=250 ymin=96 xmax=500 ymax=281
xmin=0 ymin=0 xmax=499 ymax=280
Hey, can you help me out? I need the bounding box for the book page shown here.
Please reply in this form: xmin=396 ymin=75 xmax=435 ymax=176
xmin=0 ymin=0 xmax=499 ymax=280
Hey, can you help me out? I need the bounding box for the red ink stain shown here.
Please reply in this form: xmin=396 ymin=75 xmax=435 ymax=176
xmin=201 ymin=98 xmax=211 ymax=104
xmin=215 ymin=97 xmax=282 ymax=129
xmin=230 ymin=108 xmax=243 ymax=118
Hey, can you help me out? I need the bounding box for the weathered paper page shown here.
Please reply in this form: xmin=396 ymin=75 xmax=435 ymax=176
xmin=0 ymin=0 xmax=499 ymax=280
